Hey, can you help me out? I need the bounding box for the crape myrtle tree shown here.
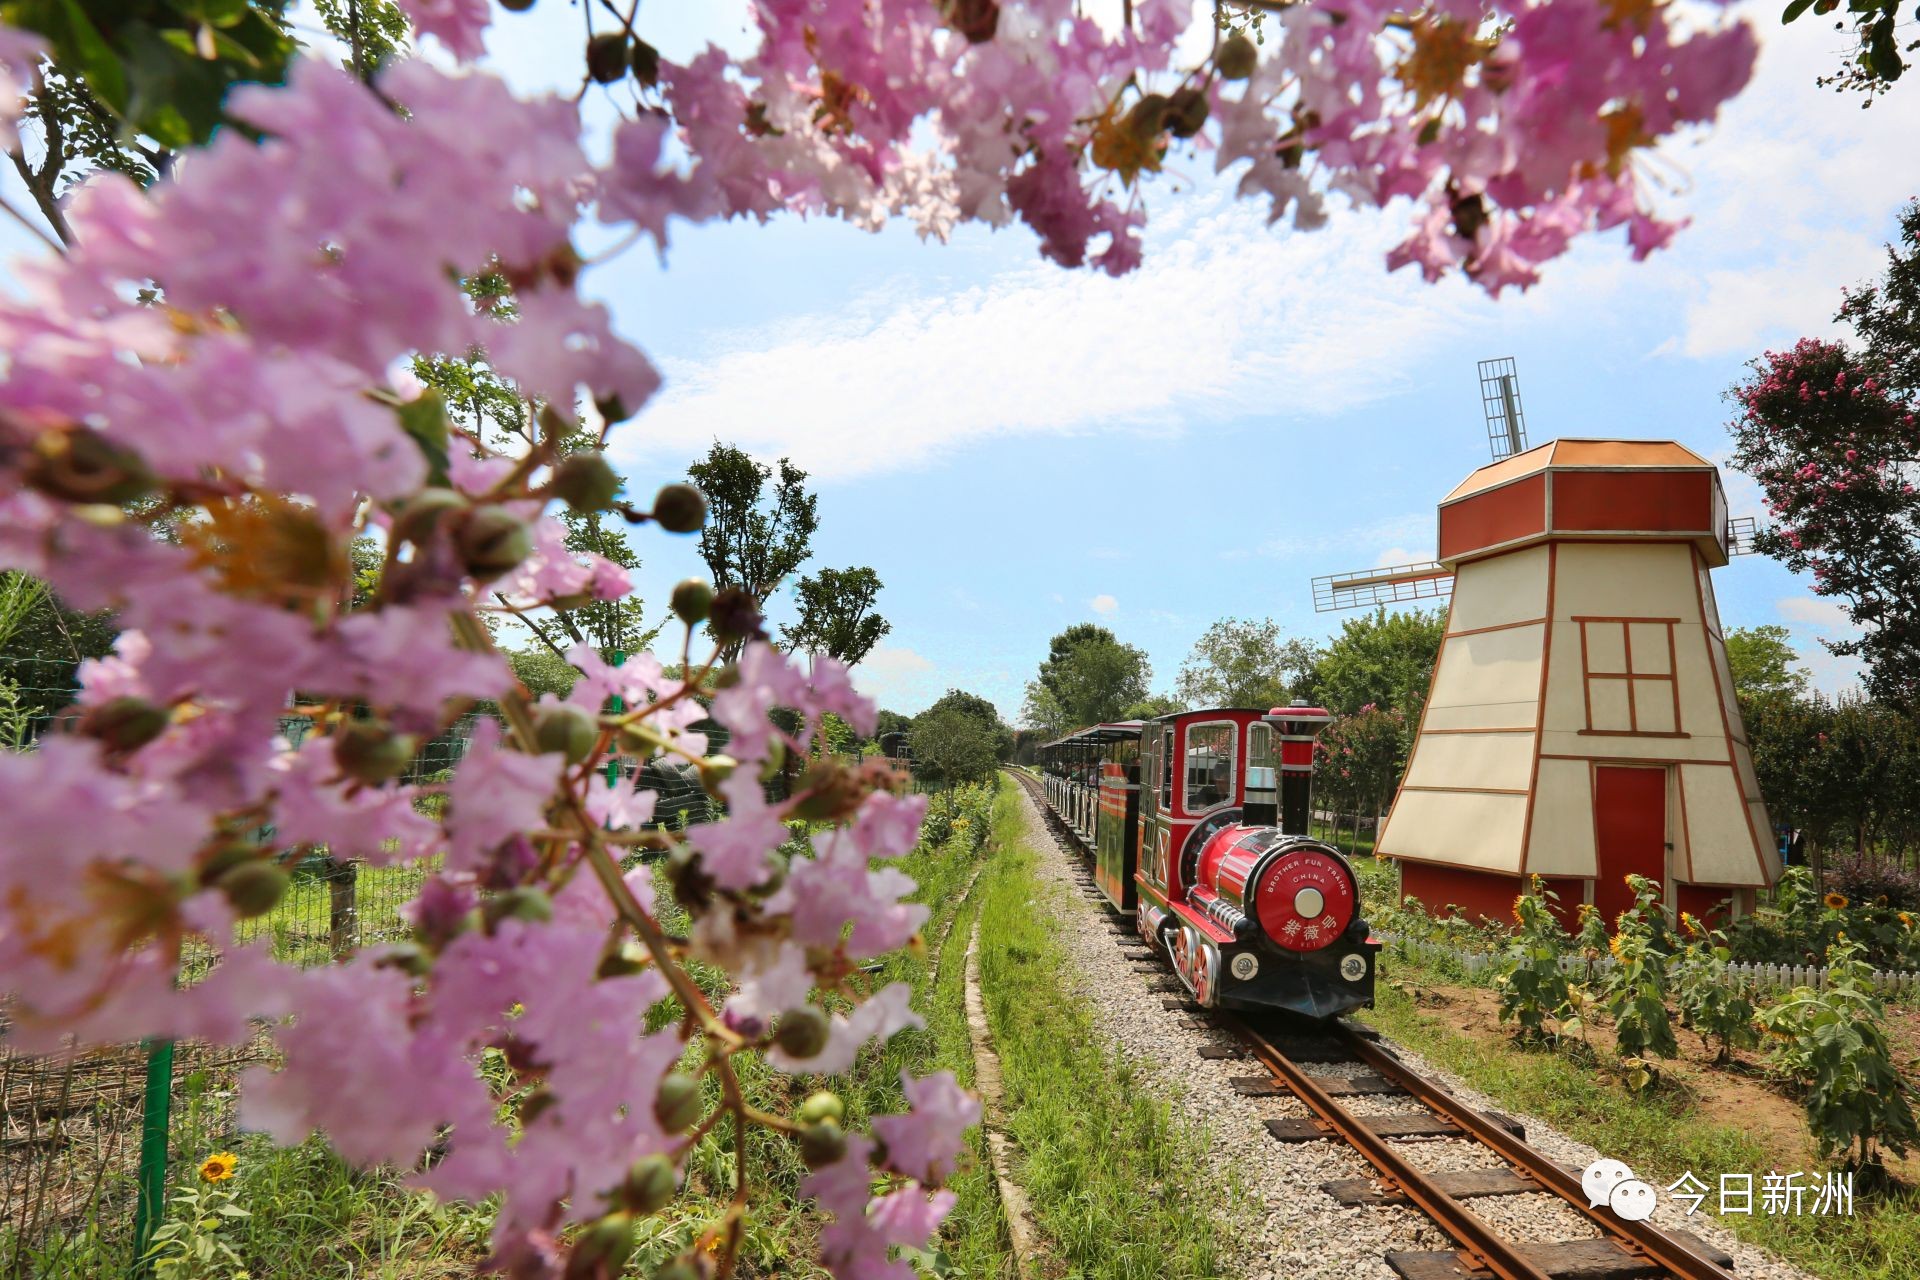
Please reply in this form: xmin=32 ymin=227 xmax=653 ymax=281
xmin=1727 ymin=200 xmax=1920 ymax=710
xmin=0 ymin=0 xmax=1763 ymax=1272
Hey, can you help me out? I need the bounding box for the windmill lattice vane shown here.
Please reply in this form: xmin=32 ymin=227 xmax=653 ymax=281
xmin=1479 ymin=356 xmax=1528 ymax=461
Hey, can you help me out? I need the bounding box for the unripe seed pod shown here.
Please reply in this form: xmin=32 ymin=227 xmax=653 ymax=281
xmin=670 ymin=578 xmax=713 ymax=625
xmin=1167 ymin=86 xmax=1210 ymax=139
xmin=1216 ymin=33 xmax=1257 ymax=79
xmin=653 ymin=1071 xmax=702 ymax=1132
xmin=1125 ymin=93 xmax=1170 ymax=142
xmin=798 ymin=1118 xmax=847 ymax=1170
xmin=24 ymin=427 xmax=153 ymax=506
xmin=499 ymin=0 xmax=535 ymax=10
xmin=707 ymin=587 xmax=763 ymax=642
xmin=491 ymin=887 xmax=554 ymax=925
xmin=218 ymin=861 xmax=289 ymax=918
xmin=198 ymin=841 xmax=258 ymax=886
xmin=551 ymin=453 xmax=622 ymax=513
xmin=698 ymin=754 xmax=738 ymax=801
xmin=618 ymin=1154 xmax=678 ymax=1214
xmin=84 ymin=696 xmax=170 ymax=752
xmin=457 ymin=505 xmax=533 ymax=579
xmin=392 ymin=487 xmax=468 ymax=545
xmin=650 ymin=483 xmax=707 ymax=533
xmin=630 ymin=37 xmax=661 ymax=86
xmin=586 ymin=33 xmax=630 ymax=84
xmin=566 ymin=1212 xmax=635 ymax=1278
xmin=797 ymin=1090 xmax=845 ymax=1127
xmin=773 ymin=1005 xmax=831 ymax=1060
xmin=334 ymin=719 xmax=418 ymax=784
xmin=533 ymin=702 xmax=599 ymax=763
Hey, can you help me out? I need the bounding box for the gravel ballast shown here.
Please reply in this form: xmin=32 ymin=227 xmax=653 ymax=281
xmin=1003 ymin=782 xmax=1813 ymax=1280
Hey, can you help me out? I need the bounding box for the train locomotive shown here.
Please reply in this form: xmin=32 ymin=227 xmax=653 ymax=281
xmin=1037 ymin=704 xmax=1379 ymax=1020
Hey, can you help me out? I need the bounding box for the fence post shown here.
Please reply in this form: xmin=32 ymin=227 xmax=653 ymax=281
xmin=326 ymin=857 xmax=358 ymax=958
xmin=131 ymin=1038 xmax=174 ymax=1277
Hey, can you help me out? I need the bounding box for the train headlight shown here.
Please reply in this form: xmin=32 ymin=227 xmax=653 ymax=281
xmin=1339 ymin=954 xmax=1367 ymax=982
xmin=1230 ymin=952 xmax=1259 ymax=981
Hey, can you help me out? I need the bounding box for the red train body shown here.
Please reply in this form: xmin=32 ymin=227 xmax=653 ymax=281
xmin=1039 ymin=704 xmax=1379 ymax=1020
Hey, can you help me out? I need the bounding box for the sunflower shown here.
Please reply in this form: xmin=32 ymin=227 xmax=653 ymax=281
xmin=1511 ymin=893 xmax=1527 ymax=925
xmin=1608 ymin=933 xmax=1624 ymax=961
xmin=198 ymin=1152 xmax=238 ymax=1183
xmin=1823 ymin=892 xmax=1850 ymax=910
xmin=1900 ymin=912 xmax=1914 ymax=928
xmin=1680 ymin=911 xmax=1702 ymax=938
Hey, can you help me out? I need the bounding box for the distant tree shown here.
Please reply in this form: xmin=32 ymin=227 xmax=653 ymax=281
xmin=1121 ymin=693 xmax=1184 ymax=720
xmin=1022 ymin=623 xmax=1149 ymax=735
xmin=688 ymin=442 xmax=820 ymax=660
xmin=781 ymin=566 xmax=890 ymax=667
xmin=1727 ymin=202 xmax=1920 ymax=708
xmin=0 ymin=571 xmax=116 ymax=732
xmin=510 ymin=648 xmax=582 ymax=700
xmin=1175 ymin=617 xmax=1296 ymax=709
xmin=1311 ymin=608 xmax=1446 ymax=718
xmin=874 ymin=709 xmax=913 ymax=740
xmin=1725 ymin=625 xmax=1811 ymax=702
xmin=908 ymin=707 xmax=1001 ymax=787
xmin=921 ymin=688 xmax=1014 ymax=760
xmin=1312 ymin=704 xmax=1409 ymax=851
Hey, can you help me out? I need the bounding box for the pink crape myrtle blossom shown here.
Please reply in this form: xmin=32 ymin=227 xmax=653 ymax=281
xmin=872 ymin=1070 xmax=982 ymax=1184
xmin=0 ymin=0 xmax=1769 ymax=1270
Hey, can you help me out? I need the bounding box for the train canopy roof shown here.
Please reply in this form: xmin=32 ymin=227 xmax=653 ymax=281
xmin=1040 ymin=721 xmax=1145 ymax=750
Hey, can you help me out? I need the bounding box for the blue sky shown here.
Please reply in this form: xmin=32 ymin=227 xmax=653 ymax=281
xmin=4 ymin=2 xmax=1915 ymax=720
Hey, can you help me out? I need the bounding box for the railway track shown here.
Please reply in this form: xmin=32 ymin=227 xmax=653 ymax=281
xmin=1006 ymin=767 xmax=1738 ymax=1280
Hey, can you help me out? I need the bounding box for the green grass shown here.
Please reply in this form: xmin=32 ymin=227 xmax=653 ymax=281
xmin=976 ymin=781 xmax=1234 ymax=1280
xmin=1360 ymin=966 xmax=1920 ymax=1280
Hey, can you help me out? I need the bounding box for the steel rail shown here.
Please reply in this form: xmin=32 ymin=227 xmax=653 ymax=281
xmin=1231 ymin=1016 xmax=1558 ymax=1280
xmin=1330 ymin=1024 xmax=1733 ymax=1280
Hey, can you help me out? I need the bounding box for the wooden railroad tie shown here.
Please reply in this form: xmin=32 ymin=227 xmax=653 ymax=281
xmin=1385 ymin=1232 xmax=1734 ymax=1280
xmin=1321 ymin=1167 xmax=1538 ymax=1206
xmin=1266 ymin=1113 xmax=1462 ymax=1141
xmin=1197 ymin=1042 xmax=1249 ymax=1060
xmin=1230 ymin=1072 xmax=1401 ymax=1098
xmin=1159 ymin=996 xmax=1199 ymax=1011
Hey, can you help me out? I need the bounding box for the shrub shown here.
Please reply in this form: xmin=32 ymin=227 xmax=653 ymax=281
xmin=1826 ymin=853 xmax=1920 ymax=911
xmin=1758 ymin=938 xmax=1920 ymax=1173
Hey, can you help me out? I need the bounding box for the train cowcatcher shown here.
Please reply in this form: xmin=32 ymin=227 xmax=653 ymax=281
xmin=1037 ymin=703 xmax=1379 ymax=1021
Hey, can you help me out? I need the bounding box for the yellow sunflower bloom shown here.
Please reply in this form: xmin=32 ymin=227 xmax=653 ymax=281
xmin=1899 ymin=912 xmax=1914 ymax=928
xmin=1680 ymin=912 xmax=1701 ymax=937
xmin=198 ymin=1152 xmax=238 ymax=1183
xmin=1512 ymin=893 xmax=1526 ymax=925
xmin=1823 ymin=892 xmax=1850 ymax=911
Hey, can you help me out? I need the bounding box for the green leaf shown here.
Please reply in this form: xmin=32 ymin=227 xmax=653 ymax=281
xmin=10 ymin=0 xmax=128 ymax=110
xmin=398 ymin=391 xmax=453 ymax=486
xmin=121 ymin=23 xmax=230 ymax=148
xmin=1782 ymin=0 xmax=1816 ymax=21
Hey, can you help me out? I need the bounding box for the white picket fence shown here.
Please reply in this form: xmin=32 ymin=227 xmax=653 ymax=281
xmin=1377 ymin=932 xmax=1920 ymax=996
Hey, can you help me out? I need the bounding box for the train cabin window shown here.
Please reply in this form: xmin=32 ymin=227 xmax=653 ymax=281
xmin=1159 ymin=727 xmax=1175 ymax=809
xmin=1183 ymin=721 xmax=1236 ymax=813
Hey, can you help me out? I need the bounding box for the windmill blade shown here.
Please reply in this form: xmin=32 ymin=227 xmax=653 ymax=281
xmin=1313 ymin=561 xmax=1454 ymax=612
xmin=1726 ymin=516 xmax=1763 ymax=555
xmin=1478 ymin=356 xmax=1528 ymax=461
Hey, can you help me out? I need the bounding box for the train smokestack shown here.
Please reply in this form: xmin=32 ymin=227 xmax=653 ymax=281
xmin=1264 ymin=701 xmax=1332 ymax=835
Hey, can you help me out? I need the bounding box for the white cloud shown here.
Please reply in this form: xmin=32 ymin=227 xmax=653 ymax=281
xmin=851 ymin=644 xmax=940 ymax=711
xmin=610 ymin=195 xmax=1478 ymax=480
xmin=1249 ymin=511 xmax=1434 ymax=562
xmin=1090 ymin=594 xmax=1120 ymax=616
xmin=1773 ymin=596 xmax=1864 ymax=698
xmin=1776 ymin=595 xmax=1855 ymax=633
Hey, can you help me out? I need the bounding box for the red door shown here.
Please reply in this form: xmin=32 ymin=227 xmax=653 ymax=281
xmin=1593 ymin=767 xmax=1668 ymax=928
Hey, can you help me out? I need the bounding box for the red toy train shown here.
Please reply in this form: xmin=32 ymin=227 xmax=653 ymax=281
xmin=1037 ymin=704 xmax=1379 ymax=1019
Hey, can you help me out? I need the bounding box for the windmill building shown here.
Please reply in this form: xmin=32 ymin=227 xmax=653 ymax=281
xmin=1317 ymin=364 xmax=1780 ymax=928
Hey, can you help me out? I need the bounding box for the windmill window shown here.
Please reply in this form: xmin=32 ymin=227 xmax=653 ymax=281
xmin=1577 ymin=618 xmax=1686 ymax=738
